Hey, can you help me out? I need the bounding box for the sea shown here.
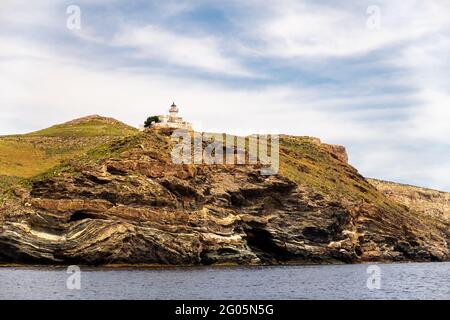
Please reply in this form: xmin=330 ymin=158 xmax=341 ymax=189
xmin=0 ymin=262 xmax=448 ymax=300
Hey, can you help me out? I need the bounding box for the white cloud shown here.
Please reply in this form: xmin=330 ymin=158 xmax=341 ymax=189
xmin=352 ymin=142 xmax=450 ymax=191
xmin=387 ymin=17 xmax=450 ymax=145
xmin=241 ymin=0 xmax=450 ymax=58
xmin=407 ymin=90 xmax=450 ymax=143
xmin=112 ymin=24 xmax=252 ymax=77
xmin=0 ymin=0 xmax=59 ymax=28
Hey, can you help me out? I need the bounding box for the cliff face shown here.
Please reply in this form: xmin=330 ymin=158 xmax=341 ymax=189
xmin=0 ymin=128 xmax=448 ymax=265
xmin=368 ymin=179 xmax=450 ymax=223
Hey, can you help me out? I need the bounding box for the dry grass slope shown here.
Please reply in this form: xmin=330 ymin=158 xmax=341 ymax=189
xmin=0 ymin=115 xmax=138 ymax=182
xmin=369 ymin=178 xmax=450 ymax=222
xmin=279 ymin=136 xmax=405 ymax=212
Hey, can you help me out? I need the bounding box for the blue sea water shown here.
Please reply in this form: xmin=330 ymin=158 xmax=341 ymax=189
xmin=0 ymin=262 xmax=448 ymax=300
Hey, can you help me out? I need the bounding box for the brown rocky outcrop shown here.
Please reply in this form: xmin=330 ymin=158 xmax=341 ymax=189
xmin=323 ymin=144 xmax=349 ymax=163
xmin=0 ymin=130 xmax=448 ymax=265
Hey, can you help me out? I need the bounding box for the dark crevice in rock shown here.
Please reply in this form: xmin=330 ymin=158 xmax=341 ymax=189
xmin=84 ymin=174 xmax=111 ymax=185
xmin=244 ymin=226 xmax=292 ymax=262
xmin=0 ymin=242 xmax=55 ymax=264
xmin=160 ymin=178 xmax=204 ymax=203
xmin=229 ymin=193 xmax=246 ymax=207
xmin=98 ymin=191 xmax=118 ymax=204
xmin=106 ymin=165 xmax=128 ymax=176
xmin=69 ymin=210 xmax=101 ymax=222
xmin=302 ymin=226 xmax=330 ymax=243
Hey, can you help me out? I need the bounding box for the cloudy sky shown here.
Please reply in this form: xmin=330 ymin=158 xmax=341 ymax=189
xmin=1 ymin=0 xmax=449 ymax=191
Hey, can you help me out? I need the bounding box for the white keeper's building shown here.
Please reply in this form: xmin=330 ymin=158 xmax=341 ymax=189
xmin=151 ymin=102 xmax=192 ymax=130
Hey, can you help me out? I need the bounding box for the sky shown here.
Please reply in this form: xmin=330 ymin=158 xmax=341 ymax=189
xmin=0 ymin=0 xmax=449 ymax=191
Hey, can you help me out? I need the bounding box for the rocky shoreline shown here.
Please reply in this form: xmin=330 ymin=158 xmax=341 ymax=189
xmin=1 ymin=129 xmax=448 ymax=265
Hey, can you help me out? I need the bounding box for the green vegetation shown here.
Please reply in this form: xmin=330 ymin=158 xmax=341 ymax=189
xmin=0 ymin=175 xmax=20 ymax=205
xmin=144 ymin=115 xmax=161 ymax=128
xmin=27 ymin=118 xmax=137 ymax=137
xmin=86 ymin=135 xmax=142 ymax=160
xmin=278 ymin=136 xmax=405 ymax=212
xmin=0 ymin=137 xmax=89 ymax=177
xmin=0 ymin=175 xmax=19 ymax=193
xmin=8 ymin=129 xmax=171 ymax=194
xmin=0 ymin=116 xmax=138 ymax=178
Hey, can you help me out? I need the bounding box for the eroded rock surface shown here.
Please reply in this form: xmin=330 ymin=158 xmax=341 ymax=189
xmin=0 ymin=131 xmax=448 ymax=265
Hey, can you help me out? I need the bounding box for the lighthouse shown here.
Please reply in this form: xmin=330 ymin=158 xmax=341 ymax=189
xmin=153 ymin=102 xmax=192 ymax=130
xmin=168 ymin=102 xmax=179 ymax=122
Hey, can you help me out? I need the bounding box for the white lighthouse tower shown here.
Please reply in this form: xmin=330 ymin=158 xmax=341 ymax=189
xmin=153 ymin=102 xmax=192 ymax=130
xmin=168 ymin=102 xmax=179 ymax=122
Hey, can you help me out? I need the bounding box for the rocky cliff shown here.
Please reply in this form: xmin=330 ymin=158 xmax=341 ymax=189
xmin=368 ymin=179 xmax=450 ymax=223
xmin=0 ymin=125 xmax=448 ymax=265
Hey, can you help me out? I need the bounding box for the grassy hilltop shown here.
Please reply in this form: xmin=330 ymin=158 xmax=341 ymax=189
xmin=0 ymin=115 xmax=138 ymax=184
